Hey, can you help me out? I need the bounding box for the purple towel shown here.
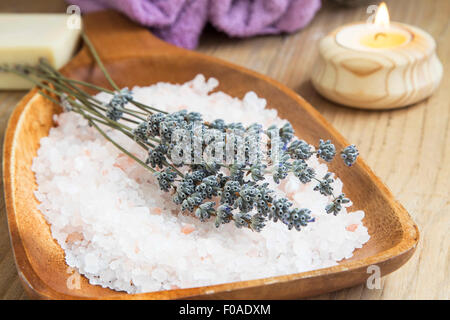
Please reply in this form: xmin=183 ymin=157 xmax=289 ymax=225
xmin=68 ymin=0 xmax=321 ymax=49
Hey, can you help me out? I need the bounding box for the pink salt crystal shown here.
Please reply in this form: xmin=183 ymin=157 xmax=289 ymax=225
xmin=65 ymin=232 xmax=84 ymax=244
xmin=181 ymin=224 xmax=195 ymax=235
xmin=247 ymin=248 xmax=259 ymax=257
xmin=200 ymin=254 xmax=212 ymax=261
xmin=113 ymin=154 xmax=135 ymax=171
xmin=151 ymin=207 xmax=162 ymax=215
xmin=346 ymin=224 xmax=358 ymax=232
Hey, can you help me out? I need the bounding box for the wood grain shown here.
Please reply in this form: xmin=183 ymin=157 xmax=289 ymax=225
xmin=0 ymin=0 xmax=448 ymax=300
xmin=311 ymin=22 xmax=443 ymax=109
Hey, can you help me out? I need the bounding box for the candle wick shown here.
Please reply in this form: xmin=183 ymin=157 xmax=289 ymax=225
xmin=374 ymin=32 xmax=387 ymax=40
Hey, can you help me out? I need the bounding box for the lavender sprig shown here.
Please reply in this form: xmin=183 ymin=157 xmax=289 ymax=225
xmin=0 ymin=32 xmax=359 ymax=233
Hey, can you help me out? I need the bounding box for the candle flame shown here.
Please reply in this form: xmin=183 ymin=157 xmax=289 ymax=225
xmin=374 ymin=2 xmax=390 ymax=27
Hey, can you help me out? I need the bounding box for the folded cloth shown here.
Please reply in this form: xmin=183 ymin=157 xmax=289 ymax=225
xmin=68 ymin=0 xmax=321 ymax=49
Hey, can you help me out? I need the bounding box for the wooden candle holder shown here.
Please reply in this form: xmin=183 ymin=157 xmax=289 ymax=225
xmin=311 ymin=23 xmax=443 ymax=110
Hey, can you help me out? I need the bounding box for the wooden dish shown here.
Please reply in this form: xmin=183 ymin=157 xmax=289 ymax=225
xmin=3 ymin=11 xmax=419 ymax=300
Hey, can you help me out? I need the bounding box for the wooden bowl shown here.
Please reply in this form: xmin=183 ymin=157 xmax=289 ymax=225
xmin=2 ymin=11 xmax=419 ymax=300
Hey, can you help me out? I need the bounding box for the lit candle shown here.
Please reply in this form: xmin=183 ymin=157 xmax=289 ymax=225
xmin=311 ymin=2 xmax=443 ymax=110
xmin=336 ymin=3 xmax=412 ymax=51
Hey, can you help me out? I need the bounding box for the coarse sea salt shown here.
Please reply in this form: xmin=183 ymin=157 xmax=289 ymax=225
xmin=32 ymin=75 xmax=370 ymax=294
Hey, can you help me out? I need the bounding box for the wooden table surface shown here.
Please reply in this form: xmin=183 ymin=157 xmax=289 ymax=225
xmin=0 ymin=0 xmax=448 ymax=300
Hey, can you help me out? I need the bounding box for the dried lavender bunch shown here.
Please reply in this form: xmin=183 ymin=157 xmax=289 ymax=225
xmin=1 ymin=33 xmax=359 ymax=233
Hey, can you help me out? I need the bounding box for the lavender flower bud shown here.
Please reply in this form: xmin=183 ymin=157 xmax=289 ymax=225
xmin=209 ymin=119 xmax=226 ymax=131
xmin=215 ymin=205 xmax=233 ymax=228
xmin=252 ymin=183 xmax=272 ymax=216
xmin=289 ymin=208 xmax=312 ymax=231
xmin=195 ymin=202 xmax=215 ymax=222
xmin=147 ymin=144 xmax=168 ymax=169
xmin=279 ymin=122 xmax=294 ymax=144
xmin=155 ymin=168 xmax=176 ymax=192
xmin=314 ymin=173 xmax=334 ymax=196
xmin=250 ymin=214 xmax=266 ymax=232
xmin=133 ymin=121 xmax=149 ymax=141
xmin=250 ymin=163 xmax=266 ymax=182
xmin=317 ymin=139 xmax=336 ymax=162
xmin=105 ymin=88 xmax=133 ymax=121
xmin=272 ymin=154 xmax=291 ymax=184
xmin=115 ymin=88 xmax=133 ymax=103
xmin=220 ymin=180 xmax=240 ymax=205
xmin=292 ymin=160 xmax=316 ymax=184
xmin=181 ymin=192 xmax=203 ymax=212
xmin=287 ymin=140 xmax=313 ymax=160
xmin=186 ymin=112 xmax=202 ymax=123
xmin=269 ymin=197 xmax=292 ymax=222
xmin=325 ymin=193 xmax=350 ymax=215
xmin=341 ymin=145 xmax=359 ymax=166
xmin=233 ymin=212 xmax=251 ymax=228
xmin=105 ymin=104 xmax=123 ymax=121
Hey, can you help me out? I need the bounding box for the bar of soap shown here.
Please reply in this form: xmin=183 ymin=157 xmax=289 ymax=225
xmin=0 ymin=14 xmax=81 ymax=90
